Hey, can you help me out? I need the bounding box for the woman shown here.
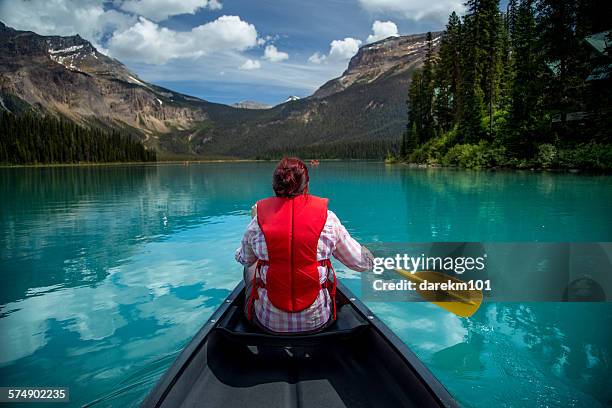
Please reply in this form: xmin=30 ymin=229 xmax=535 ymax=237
xmin=235 ymin=158 xmax=373 ymax=333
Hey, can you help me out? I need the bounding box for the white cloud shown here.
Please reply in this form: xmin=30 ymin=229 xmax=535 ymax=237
xmin=107 ymin=15 xmax=258 ymax=64
xmin=366 ymin=20 xmax=399 ymax=43
xmin=208 ymin=0 xmax=223 ymax=10
xmin=0 ymin=0 xmax=135 ymax=49
xmin=263 ymin=45 xmax=288 ymax=62
xmin=329 ymin=37 xmax=362 ymax=61
xmin=308 ymin=37 xmax=362 ymax=64
xmin=307 ymin=52 xmax=326 ymax=64
xmin=358 ymin=0 xmax=464 ymax=24
xmin=239 ymin=59 xmax=261 ymax=70
xmin=192 ymin=15 xmax=257 ymax=50
xmin=119 ymin=0 xmax=223 ymax=22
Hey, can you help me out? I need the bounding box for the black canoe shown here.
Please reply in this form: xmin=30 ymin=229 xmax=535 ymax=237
xmin=141 ymin=281 xmax=458 ymax=408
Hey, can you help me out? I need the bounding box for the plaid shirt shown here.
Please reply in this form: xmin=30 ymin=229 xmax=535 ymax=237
xmin=235 ymin=209 xmax=372 ymax=333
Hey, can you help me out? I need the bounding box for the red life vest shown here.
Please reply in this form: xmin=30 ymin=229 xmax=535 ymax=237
xmin=247 ymin=194 xmax=337 ymax=322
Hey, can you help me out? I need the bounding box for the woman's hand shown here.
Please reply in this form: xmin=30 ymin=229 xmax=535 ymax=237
xmin=250 ymin=204 xmax=257 ymax=219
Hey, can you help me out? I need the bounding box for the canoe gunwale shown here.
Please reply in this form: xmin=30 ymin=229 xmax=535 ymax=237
xmin=141 ymin=280 xmax=458 ymax=408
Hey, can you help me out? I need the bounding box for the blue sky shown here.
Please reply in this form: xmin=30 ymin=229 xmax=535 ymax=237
xmin=0 ymin=0 xmax=469 ymax=105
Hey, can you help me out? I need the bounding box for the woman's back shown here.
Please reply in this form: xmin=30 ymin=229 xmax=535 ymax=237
xmin=235 ymin=158 xmax=372 ymax=333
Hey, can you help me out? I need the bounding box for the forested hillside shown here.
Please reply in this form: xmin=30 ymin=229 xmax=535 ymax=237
xmin=260 ymin=140 xmax=399 ymax=160
xmin=399 ymin=0 xmax=611 ymax=169
xmin=0 ymin=112 xmax=156 ymax=164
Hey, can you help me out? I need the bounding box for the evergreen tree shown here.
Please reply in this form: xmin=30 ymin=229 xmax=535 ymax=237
xmin=407 ymin=122 xmax=418 ymax=154
xmin=506 ymin=0 xmax=519 ymax=35
xmin=400 ymin=129 xmax=407 ymax=158
xmin=478 ymin=0 xmax=504 ymax=138
xmin=457 ymin=2 xmax=486 ymax=142
xmin=407 ymin=33 xmax=437 ymax=147
xmin=536 ymin=0 xmax=583 ymax=136
xmin=497 ymin=11 xmax=513 ymax=114
xmin=408 ymin=69 xmax=424 ymax=143
xmin=507 ymin=0 xmax=544 ymax=156
xmin=434 ymin=12 xmax=463 ymax=132
xmin=420 ymin=32 xmax=437 ymax=142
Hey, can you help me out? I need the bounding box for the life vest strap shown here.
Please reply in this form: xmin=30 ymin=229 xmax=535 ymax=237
xmin=247 ymin=259 xmax=267 ymax=321
xmin=321 ymin=259 xmax=338 ymax=320
xmin=246 ymin=259 xmax=337 ymax=321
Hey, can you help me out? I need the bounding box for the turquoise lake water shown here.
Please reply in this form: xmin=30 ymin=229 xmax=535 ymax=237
xmin=1 ymin=162 xmax=611 ymax=407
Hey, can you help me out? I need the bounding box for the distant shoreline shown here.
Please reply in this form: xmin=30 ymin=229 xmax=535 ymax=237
xmin=3 ymin=160 xmax=607 ymax=173
xmin=0 ymin=159 xmax=264 ymax=168
xmin=387 ymin=161 xmax=612 ymax=175
xmin=0 ymin=158 xmax=369 ymax=168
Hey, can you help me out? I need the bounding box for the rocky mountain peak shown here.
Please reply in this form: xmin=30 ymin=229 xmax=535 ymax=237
xmin=284 ymin=95 xmax=301 ymax=103
xmin=46 ymin=37 xmax=96 ymax=71
xmin=0 ymin=22 xmax=209 ymax=144
xmin=0 ymin=22 xmax=148 ymax=86
xmin=312 ymin=32 xmax=442 ymax=99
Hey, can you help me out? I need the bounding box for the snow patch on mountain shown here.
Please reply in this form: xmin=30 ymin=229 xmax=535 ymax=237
xmin=48 ymin=45 xmax=83 ymax=54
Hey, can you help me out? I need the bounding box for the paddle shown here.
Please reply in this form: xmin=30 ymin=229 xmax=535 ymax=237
xmin=393 ymin=268 xmax=483 ymax=318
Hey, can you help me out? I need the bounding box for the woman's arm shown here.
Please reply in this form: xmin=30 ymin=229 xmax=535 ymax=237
xmin=235 ymin=217 xmax=259 ymax=267
xmin=328 ymin=211 xmax=373 ymax=272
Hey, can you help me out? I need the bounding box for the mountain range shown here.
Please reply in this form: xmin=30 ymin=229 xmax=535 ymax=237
xmin=231 ymin=100 xmax=272 ymax=110
xmin=0 ymin=22 xmax=439 ymax=159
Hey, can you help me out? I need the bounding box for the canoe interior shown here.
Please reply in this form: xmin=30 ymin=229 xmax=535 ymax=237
xmin=143 ymin=282 xmax=456 ymax=408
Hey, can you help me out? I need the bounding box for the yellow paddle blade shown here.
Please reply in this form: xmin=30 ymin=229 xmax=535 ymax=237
xmin=394 ymin=269 xmax=483 ymax=318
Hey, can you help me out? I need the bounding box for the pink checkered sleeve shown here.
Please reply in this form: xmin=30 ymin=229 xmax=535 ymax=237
xmin=235 ymin=217 xmax=260 ymax=267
